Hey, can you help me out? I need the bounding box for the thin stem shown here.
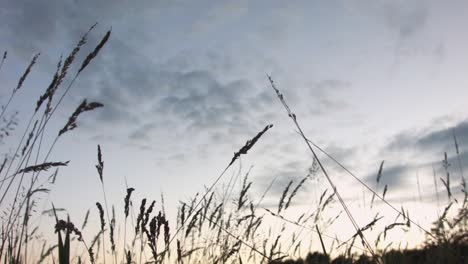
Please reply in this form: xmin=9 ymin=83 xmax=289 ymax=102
xmin=0 ymin=93 xmax=15 ymax=122
xmin=297 ymin=130 xmax=437 ymax=240
xmin=267 ymin=75 xmax=377 ymax=257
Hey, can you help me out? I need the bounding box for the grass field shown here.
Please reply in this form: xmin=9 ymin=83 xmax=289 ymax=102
xmin=0 ymin=26 xmax=467 ymax=264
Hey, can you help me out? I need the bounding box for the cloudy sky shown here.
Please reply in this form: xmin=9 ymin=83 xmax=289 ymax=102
xmin=1 ymin=0 xmax=468 ymax=251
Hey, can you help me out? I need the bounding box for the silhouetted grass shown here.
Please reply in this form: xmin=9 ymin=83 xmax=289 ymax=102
xmin=1 ymin=26 xmax=467 ymax=264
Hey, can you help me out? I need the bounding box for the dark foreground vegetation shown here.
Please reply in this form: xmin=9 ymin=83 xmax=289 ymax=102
xmin=272 ymin=242 xmax=468 ymax=264
xmin=1 ymin=25 xmax=467 ymax=263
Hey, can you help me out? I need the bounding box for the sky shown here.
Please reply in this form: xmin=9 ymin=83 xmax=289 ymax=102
xmin=1 ymin=0 xmax=468 ymax=256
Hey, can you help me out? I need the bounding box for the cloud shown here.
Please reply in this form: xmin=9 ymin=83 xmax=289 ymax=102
xmin=363 ymin=162 xmax=413 ymax=188
xmin=361 ymin=118 xmax=468 ymax=192
xmin=385 ymin=119 xmax=468 ymax=155
xmin=344 ymin=1 xmax=428 ymax=41
xmin=1 ymin=0 xmax=357 ymax=137
xmin=308 ymin=80 xmax=351 ymax=114
xmin=192 ymin=0 xmax=248 ymax=33
xmin=433 ymin=42 xmax=445 ymax=64
xmin=0 ymin=0 xmax=60 ymax=59
xmin=52 ymin=28 xmax=276 ymax=148
xmin=322 ymin=143 xmax=356 ymax=166
xmin=383 ymin=1 xmax=428 ymax=40
xmin=154 ymin=71 xmax=254 ymax=130
xmin=91 ymin=63 xmax=266 ymax=140
xmin=0 ymin=0 xmax=378 ymax=175
xmin=254 ymin=159 xmax=314 ymax=201
xmin=70 ymin=38 xmax=351 ymax=161
xmin=0 ymin=0 xmax=188 ymax=63
xmin=1 ymin=0 xmax=298 ymax=167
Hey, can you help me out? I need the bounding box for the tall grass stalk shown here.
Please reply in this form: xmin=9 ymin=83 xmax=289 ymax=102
xmin=167 ymin=124 xmax=272 ymax=250
xmin=0 ymin=24 xmax=109 ymax=262
xmin=267 ymin=75 xmax=377 ymax=257
xmin=453 ymin=129 xmax=466 ymax=189
xmin=294 ymin=130 xmax=437 ymax=239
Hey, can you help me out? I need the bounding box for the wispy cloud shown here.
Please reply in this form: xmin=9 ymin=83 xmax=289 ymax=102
xmin=363 ymin=162 xmax=414 ymax=188
xmin=361 ymin=118 xmax=468 ymax=196
xmin=385 ymin=119 xmax=468 ymax=155
xmin=383 ymin=1 xmax=428 ymax=40
xmin=307 ymin=79 xmax=351 ymax=114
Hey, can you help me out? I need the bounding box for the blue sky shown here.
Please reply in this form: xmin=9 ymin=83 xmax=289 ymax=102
xmin=1 ymin=0 xmax=468 ymax=254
